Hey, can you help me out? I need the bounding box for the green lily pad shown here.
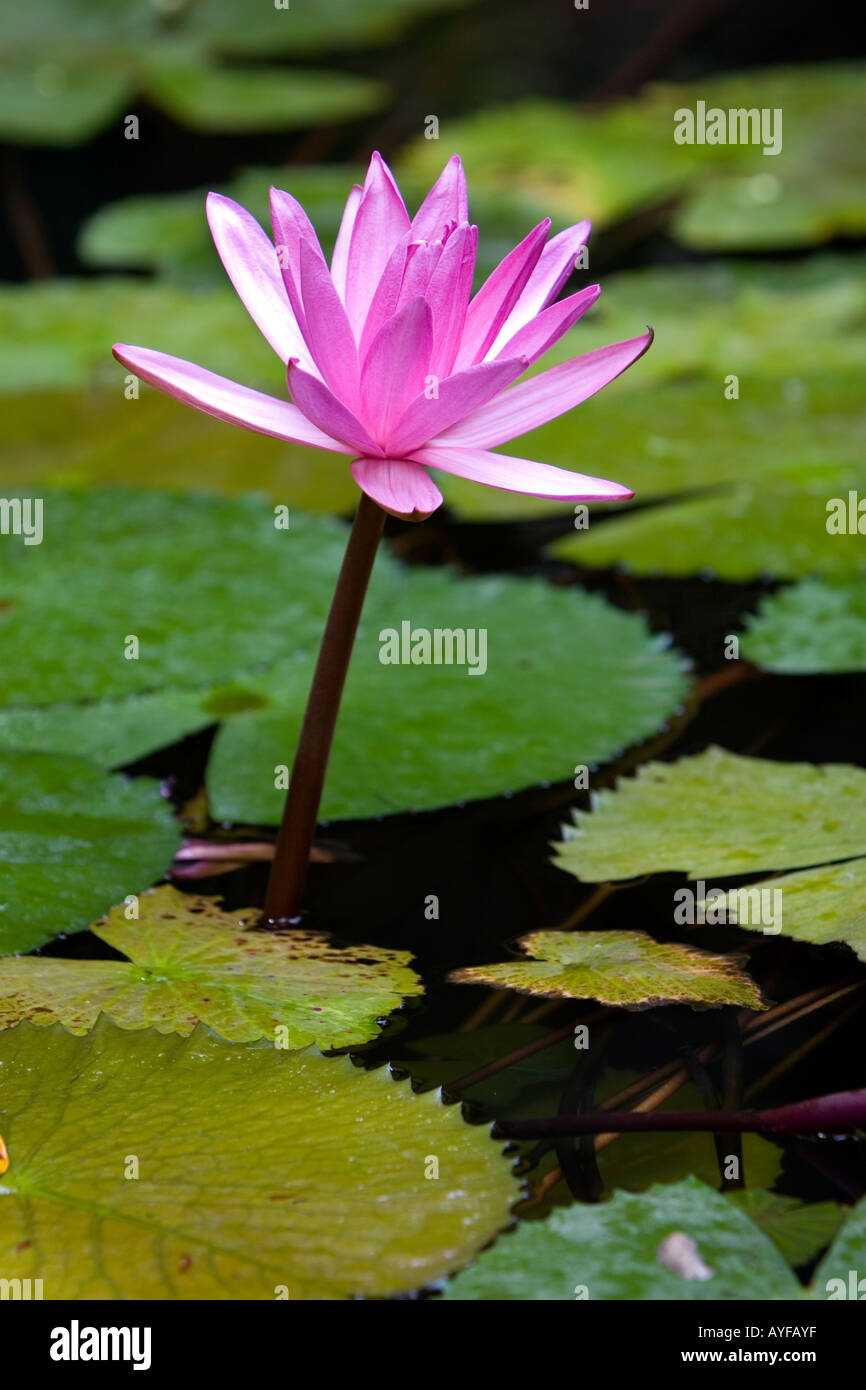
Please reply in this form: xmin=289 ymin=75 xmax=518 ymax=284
xmin=0 ymin=884 xmax=422 ymax=1045
xmin=0 ymin=389 xmax=358 ymax=514
xmin=0 ymin=0 xmax=468 ymax=143
xmin=403 ymin=65 xmax=866 ymax=252
xmin=715 ymin=859 xmax=866 ymax=963
xmin=812 ymin=1195 xmax=866 ymax=1299
xmin=448 ymin=930 xmax=764 ymax=1009
xmin=0 ymin=490 xmax=348 ymax=708
xmin=140 ymin=59 xmax=384 ymax=134
xmin=206 ymin=565 xmax=689 ymax=823
xmin=0 ymin=279 xmax=276 ymax=397
xmin=727 ymin=1191 xmax=844 ymax=1269
xmin=0 ymin=751 xmax=179 ymax=956
xmin=742 ymin=580 xmax=866 ymax=673
xmin=440 ymin=1177 xmax=803 ymax=1300
xmin=555 ymin=748 xmax=866 ymax=880
xmin=0 ymin=488 xmax=688 ymax=821
xmin=0 ymin=1019 xmax=519 ymax=1299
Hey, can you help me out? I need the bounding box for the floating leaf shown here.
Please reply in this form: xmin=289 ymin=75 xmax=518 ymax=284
xmin=0 ymin=884 xmax=422 ymax=1046
xmin=555 ymin=748 xmax=866 ymax=880
xmin=207 ymin=566 xmax=689 ymax=823
xmin=0 ymin=1019 xmax=519 ymax=1299
xmin=0 ymin=751 xmax=179 ymax=956
xmin=0 ymin=490 xmax=348 ymax=708
xmin=742 ymin=580 xmax=866 ymax=673
xmin=449 ymin=930 xmax=764 ymax=1009
xmin=0 ymin=390 xmax=358 ymax=514
xmin=403 ymin=65 xmax=866 ymax=252
xmin=727 ymin=1191 xmax=844 ymax=1269
xmin=0 ymin=489 xmax=688 ymax=821
xmin=440 ymin=1177 xmax=803 ymax=1300
xmin=139 ymin=59 xmax=384 ymax=134
xmin=716 ymin=859 xmax=866 ymax=963
xmin=0 ymin=0 xmax=469 ymax=143
xmin=812 ymin=1195 xmax=866 ymax=1299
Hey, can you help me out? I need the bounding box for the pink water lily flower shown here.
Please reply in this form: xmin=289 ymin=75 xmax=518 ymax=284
xmin=114 ymin=153 xmax=650 ymax=521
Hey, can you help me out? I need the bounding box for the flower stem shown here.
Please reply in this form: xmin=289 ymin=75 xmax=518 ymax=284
xmin=260 ymin=492 xmax=386 ymax=926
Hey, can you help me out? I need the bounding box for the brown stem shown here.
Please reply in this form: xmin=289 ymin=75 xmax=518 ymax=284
xmin=260 ymin=493 xmax=386 ymax=925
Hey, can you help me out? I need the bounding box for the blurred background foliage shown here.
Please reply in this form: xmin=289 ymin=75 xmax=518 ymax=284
xmin=1 ymin=0 xmax=864 ymax=648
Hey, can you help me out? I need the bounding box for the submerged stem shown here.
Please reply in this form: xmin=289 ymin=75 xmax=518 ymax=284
xmin=260 ymin=492 xmax=386 ymax=926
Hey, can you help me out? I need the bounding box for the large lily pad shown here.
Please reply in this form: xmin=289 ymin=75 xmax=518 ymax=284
xmin=0 ymin=0 xmax=469 ymax=143
xmin=440 ymin=1177 xmax=803 ymax=1300
xmin=449 ymin=930 xmax=763 ymax=1009
xmin=727 ymin=1191 xmax=844 ymax=1269
xmin=0 ymin=488 xmax=688 ymax=822
xmin=0 ymin=884 xmax=422 ymax=1046
xmin=0 ymin=751 xmax=179 ymax=956
xmin=555 ymin=748 xmax=866 ymax=880
xmin=742 ymin=580 xmax=866 ymax=673
xmin=0 ymin=1019 xmax=519 ymax=1299
xmin=206 ymin=565 xmax=689 ymax=823
xmin=555 ymin=749 xmax=866 ymax=963
xmin=403 ymin=65 xmax=866 ymax=252
xmin=0 ymin=490 xmax=348 ymax=707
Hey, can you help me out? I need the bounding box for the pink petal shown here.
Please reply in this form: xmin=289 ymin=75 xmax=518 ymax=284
xmin=360 ymin=297 xmax=433 ymax=442
xmin=112 ymin=344 xmax=351 ymax=452
xmin=297 ymin=237 xmax=360 ymax=407
xmin=351 ymin=456 xmax=443 ymax=521
xmin=494 ymin=285 xmax=600 ymax=365
xmin=206 ymin=193 xmax=308 ymax=367
xmin=396 ymin=239 xmax=443 ymax=312
xmin=488 ymin=219 xmax=591 ymax=355
xmin=386 ymin=356 xmax=527 ymax=457
xmin=438 ymin=331 xmax=653 ymax=448
xmin=345 ymin=152 xmax=412 ymax=336
xmin=357 ymin=230 xmax=417 ymax=362
xmin=454 ymin=219 xmax=551 ymax=370
xmin=412 ymin=445 xmax=634 ymax=502
xmin=287 ymin=361 xmax=382 ymax=456
xmin=427 ymin=222 xmax=477 ymax=378
xmin=269 ymin=186 xmax=327 ymax=330
xmin=331 ymin=183 xmax=362 ymax=301
xmin=412 ymin=154 xmax=468 ymax=241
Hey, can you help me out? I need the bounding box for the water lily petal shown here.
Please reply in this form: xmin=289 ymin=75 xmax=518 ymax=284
xmin=494 ymin=285 xmax=600 ymax=365
xmin=455 ymin=219 xmax=551 ymax=369
xmin=437 ymin=331 xmax=653 ymax=448
xmin=345 ymin=152 xmax=412 ymax=337
xmin=206 ymin=193 xmax=308 ymax=367
xmin=298 ymin=237 xmax=360 ymax=407
xmin=488 ymin=219 xmax=591 ymax=355
xmin=412 ymin=445 xmax=634 ymax=502
xmin=387 ymin=356 xmax=526 ymax=457
xmin=360 ymin=297 xmax=433 ymax=443
xmin=269 ymin=186 xmax=328 ymax=330
xmin=358 ymin=230 xmax=414 ymax=361
xmin=287 ymin=361 xmax=383 ymax=456
xmin=351 ymin=456 xmax=443 ymax=520
xmin=427 ymin=222 xmax=477 ymax=378
xmin=112 ymin=345 xmax=351 ymax=452
xmin=331 ymin=183 xmax=362 ymax=302
xmin=411 ymin=153 xmax=468 ymax=241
